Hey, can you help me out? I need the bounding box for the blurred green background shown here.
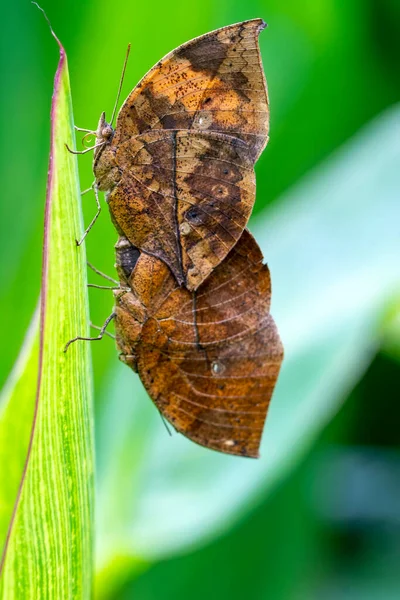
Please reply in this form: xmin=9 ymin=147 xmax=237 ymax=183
xmin=1 ymin=0 xmax=400 ymax=598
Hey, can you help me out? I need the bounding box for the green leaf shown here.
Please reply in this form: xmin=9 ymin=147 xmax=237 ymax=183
xmin=0 ymin=312 xmax=39 ymax=551
xmin=0 ymin=25 xmax=94 ymax=598
xmin=94 ymin=105 xmax=400 ymax=575
xmin=381 ymin=295 xmax=400 ymax=362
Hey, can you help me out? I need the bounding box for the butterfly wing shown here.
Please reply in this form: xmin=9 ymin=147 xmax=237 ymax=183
xmin=109 ymin=130 xmax=255 ymax=289
xmin=113 ymin=19 xmax=269 ymax=160
xmin=106 ymin=19 xmax=269 ymax=290
xmin=115 ymin=230 xmax=283 ymax=457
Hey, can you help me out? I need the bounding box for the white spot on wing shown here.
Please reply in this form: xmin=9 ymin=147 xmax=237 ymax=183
xmin=211 ymin=361 xmax=225 ymax=375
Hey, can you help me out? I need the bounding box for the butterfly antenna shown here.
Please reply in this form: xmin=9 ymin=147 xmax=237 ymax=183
xmin=110 ymin=43 xmax=131 ymax=127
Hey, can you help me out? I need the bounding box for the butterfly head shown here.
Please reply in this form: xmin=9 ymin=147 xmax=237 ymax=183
xmin=95 ymin=112 xmax=114 ymax=147
xmin=93 ymin=112 xmax=121 ymax=191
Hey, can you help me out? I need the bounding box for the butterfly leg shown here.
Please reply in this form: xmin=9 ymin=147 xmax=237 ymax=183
xmin=86 ymin=262 xmax=129 ymax=293
xmin=87 ymin=261 xmax=119 ymax=285
xmin=89 ymin=322 xmax=115 ymax=339
xmin=64 ymin=312 xmax=116 ymax=352
xmin=74 ymin=126 xmax=96 ymax=134
xmin=76 ymin=183 xmax=101 ymax=246
xmin=87 ymin=283 xmax=120 ymax=290
xmin=65 ymin=141 xmax=105 ymax=155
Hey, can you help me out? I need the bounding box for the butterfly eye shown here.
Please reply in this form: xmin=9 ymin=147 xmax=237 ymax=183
xmin=101 ymin=125 xmax=113 ymax=139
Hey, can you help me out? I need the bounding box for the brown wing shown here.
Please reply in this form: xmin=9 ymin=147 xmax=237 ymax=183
xmin=108 ymin=130 xmax=255 ymax=289
xmin=113 ymin=19 xmax=269 ymax=161
xmin=114 ymin=230 xmax=283 ymax=457
xmin=108 ymin=19 xmax=269 ymax=290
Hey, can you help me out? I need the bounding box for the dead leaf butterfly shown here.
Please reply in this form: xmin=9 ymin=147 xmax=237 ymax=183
xmin=92 ymin=19 xmax=269 ymax=291
xmin=66 ymin=20 xmax=283 ymax=457
xmin=113 ymin=230 xmax=283 ymax=458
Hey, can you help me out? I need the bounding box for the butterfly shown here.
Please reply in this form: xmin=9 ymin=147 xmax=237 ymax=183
xmin=66 ymin=19 xmax=283 ymax=456
xmin=113 ymin=230 xmax=283 ymax=458
xmin=92 ymin=19 xmax=269 ymax=291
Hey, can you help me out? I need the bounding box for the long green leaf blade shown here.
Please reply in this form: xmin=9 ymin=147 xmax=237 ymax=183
xmin=0 ymin=24 xmax=94 ymax=598
xmin=0 ymin=313 xmax=39 ymax=552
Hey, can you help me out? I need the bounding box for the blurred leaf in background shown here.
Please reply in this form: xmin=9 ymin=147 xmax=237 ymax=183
xmin=1 ymin=0 xmax=399 ymax=599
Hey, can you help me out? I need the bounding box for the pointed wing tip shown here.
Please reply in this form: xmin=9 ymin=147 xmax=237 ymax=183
xmin=246 ymin=18 xmax=267 ymax=32
xmin=168 ymin=420 xmax=263 ymax=458
xmin=223 ymin=446 xmax=260 ymax=459
xmin=259 ymin=19 xmax=268 ymax=31
xmin=243 ymin=449 xmax=260 ymax=459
